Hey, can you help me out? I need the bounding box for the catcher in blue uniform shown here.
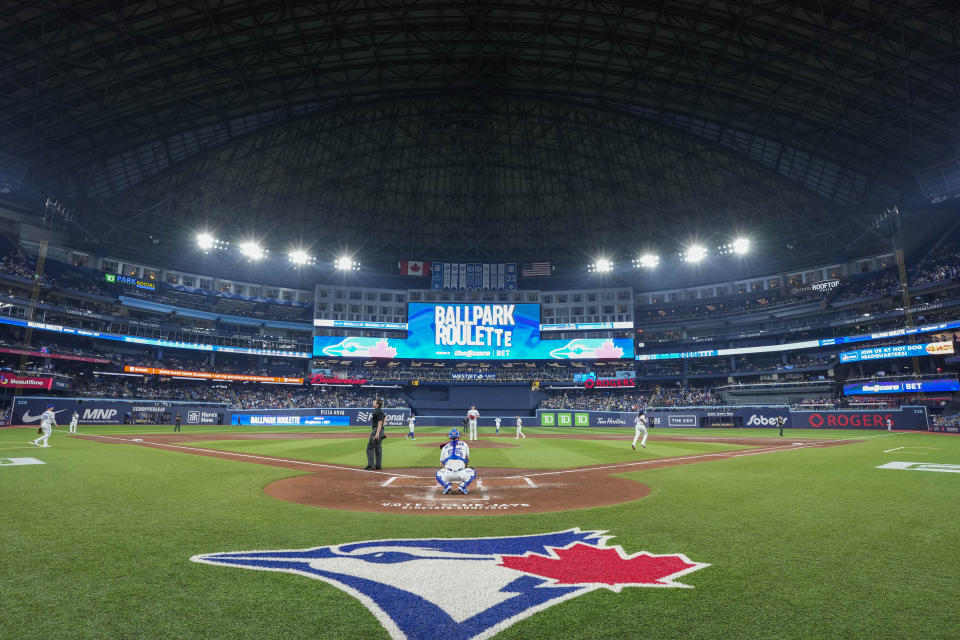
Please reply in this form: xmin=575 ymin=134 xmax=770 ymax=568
xmin=435 ymin=428 xmax=477 ymax=495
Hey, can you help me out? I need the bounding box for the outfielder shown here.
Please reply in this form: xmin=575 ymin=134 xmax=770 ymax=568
xmin=435 ymin=428 xmax=476 ymax=494
xmin=31 ymin=404 xmax=57 ymax=448
xmin=68 ymin=410 xmax=79 ymax=433
xmin=632 ymin=410 xmax=648 ymax=450
xmin=494 ymin=416 xmax=501 ymax=434
xmin=406 ymin=414 xmax=416 ymax=440
xmin=466 ymin=404 xmax=479 ymax=440
xmin=515 ymin=415 xmax=525 ymax=439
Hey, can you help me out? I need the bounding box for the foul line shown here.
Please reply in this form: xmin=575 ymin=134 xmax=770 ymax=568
xmin=503 ymin=434 xmax=896 ymax=479
xmin=82 ymin=433 xmax=420 ymax=478
xmin=75 ymin=429 xmax=909 ymax=481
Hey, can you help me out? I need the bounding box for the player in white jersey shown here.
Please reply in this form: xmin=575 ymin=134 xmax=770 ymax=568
xmin=466 ymin=404 xmax=479 ymax=440
xmin=69 ymin=411 xmax=79 ymax=433
xmin=494 ymin=417 xmax=501 ymax=434
xmin=632 ymin=410 xmax=648 ymax=449
xmin=406 ymin=415 xmax=416 ymax=440
xmin=31 ymin=404 xmax=58 ymax=448
xmin=515 ymin=415 xmax=525 ymax=439
xmin=435 ymin=428 xmax=476 ymax=494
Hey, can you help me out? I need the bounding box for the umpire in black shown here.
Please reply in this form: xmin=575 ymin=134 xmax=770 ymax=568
xmin=365 ymin=399 xmax=386 ymax=470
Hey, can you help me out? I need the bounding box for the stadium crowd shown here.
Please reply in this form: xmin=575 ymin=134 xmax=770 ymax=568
xmin=539 ymin=384 xmax=722 ymax=411
xmin=71 ymin=379 xmax=408 ymax=409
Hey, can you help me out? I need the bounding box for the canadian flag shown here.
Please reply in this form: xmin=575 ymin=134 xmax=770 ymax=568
xmin=399 ymin=261 xmax=430 ymax=276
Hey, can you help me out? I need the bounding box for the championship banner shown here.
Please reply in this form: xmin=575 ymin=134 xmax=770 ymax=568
xmin=124 ymin=366 xmax=302 ymax=384
xmin=0 ymin=374 xmax=53 ymax=390
xmin=838 ymin=342 xmax=954 ymax=363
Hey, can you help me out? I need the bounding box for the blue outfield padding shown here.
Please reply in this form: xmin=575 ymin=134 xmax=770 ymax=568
xmin=644 ymin=405 xmax=929 ymax=430
xmin=227 ymin=407 xmax=411 ymax=427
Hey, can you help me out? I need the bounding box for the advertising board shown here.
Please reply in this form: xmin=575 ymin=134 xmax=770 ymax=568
xmin=0 ymin=374 xmax=53 ymax=390
xmin=843 ymin=379 xmax=960 ymax=395
xmin=227 ymin=407 xmax=411 ymax=427
xmin=10 ymin=398 xmax=226 ymax=425
xmin=313 ymin=303 xmax=633 ymax=360
xmin=838 ymin=342 xmax=954 ymax=363
xmin=124 ymin=366 xmax=302 ymax=384
xmin=790 ymin=406 xmax=928 ymax=429
xmin=535 ymin=410 xmax=634 ymax=427
xmin=645 ymin=407 xmax=791 ymax=428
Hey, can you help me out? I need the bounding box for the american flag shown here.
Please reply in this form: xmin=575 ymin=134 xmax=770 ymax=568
xmin=521 ymin=262 xmax=552 ymax=277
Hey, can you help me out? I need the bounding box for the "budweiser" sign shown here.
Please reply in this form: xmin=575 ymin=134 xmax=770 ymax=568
xmin=309 ymin=374 xmax=368 ymax=386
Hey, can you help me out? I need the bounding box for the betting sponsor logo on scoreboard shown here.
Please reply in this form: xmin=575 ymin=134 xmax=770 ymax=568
xmin=843 ymin=379 xmax=960 ymax=395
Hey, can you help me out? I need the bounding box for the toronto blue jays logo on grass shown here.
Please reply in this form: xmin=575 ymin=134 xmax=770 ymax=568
xmin=190 ymin=528 xmax=709 ymax=640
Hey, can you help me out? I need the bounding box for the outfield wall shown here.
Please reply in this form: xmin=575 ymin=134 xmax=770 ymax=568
xmin=11 ymin=397 xmax=228 ymax=425
xmin=227 ymin=407 xmax=411 ymax=427
xmin=535 ymin=406 xmax=930 ymax=430
xmin=789 ymin=405 xmax=928 ymax=430
xmin=647 ymin=405 xmax=929 ymax=430
xmin=535 ymin=410 xmax=635 ymax=427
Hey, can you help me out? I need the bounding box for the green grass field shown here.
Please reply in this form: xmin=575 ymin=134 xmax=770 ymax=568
xmin=2 ymin=425 xmax=957 ymax=639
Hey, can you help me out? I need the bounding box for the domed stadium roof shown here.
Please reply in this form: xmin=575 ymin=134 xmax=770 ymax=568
xmin=1 ymin=1 xmax=957 ymax=265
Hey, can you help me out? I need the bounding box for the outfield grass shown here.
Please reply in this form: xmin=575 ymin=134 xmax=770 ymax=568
xmin=2 ymin=426 xmax=956 ymax=639
xmin=28 ymin=422 xmax=877 ymax=439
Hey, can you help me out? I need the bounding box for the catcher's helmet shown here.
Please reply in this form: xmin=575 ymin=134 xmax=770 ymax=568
xmin=448 ymin=428 xmax=461 ymax=440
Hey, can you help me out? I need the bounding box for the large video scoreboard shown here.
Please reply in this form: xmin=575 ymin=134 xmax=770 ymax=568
xmin=312 ymin=303 xmax=633 ymax=361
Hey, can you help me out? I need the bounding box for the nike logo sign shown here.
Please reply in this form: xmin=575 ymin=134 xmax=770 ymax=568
xmin=20 ymin=409 xmax=67 ymax=423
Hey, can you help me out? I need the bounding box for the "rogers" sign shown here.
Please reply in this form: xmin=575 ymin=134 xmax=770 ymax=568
xmin=584 ymin=377 xmax=636 ymax=389
xmin=804 ymin=412 xmax=893 ymax=428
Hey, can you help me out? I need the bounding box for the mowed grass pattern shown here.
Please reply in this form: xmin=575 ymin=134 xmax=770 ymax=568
xmin=1 ymin=425 xmax=957 ymax=639
xmin=182 ymin=434 xmax=752 ymax=469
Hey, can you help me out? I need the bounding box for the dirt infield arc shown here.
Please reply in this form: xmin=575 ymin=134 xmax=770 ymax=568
xmin=77 ymin=432 xmax=856 ymax=515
